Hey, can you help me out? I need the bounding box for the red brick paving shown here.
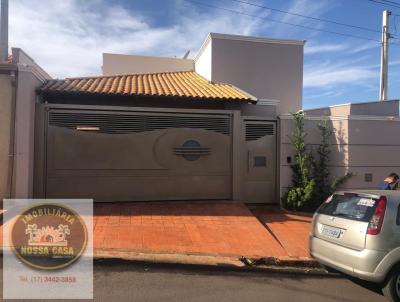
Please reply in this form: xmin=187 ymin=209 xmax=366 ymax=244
xmin=93 ymin=202 xmax=288 ymax=258
xmin=249 ymin=205 xmax=312 ymax=258
xmin=0 ymin=202 xmax=312 ymax=260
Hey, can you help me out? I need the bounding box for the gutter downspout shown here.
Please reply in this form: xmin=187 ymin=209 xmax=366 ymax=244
xmin=6 ymin=68 xmax=17 ymax=198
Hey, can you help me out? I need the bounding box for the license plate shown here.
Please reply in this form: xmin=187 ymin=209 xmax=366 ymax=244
xmin=321 ymin=225 xmax=342 ymax=238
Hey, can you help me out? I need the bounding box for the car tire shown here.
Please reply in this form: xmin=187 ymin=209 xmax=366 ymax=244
xmin=383 ymin=266 xmax=400 ymax=302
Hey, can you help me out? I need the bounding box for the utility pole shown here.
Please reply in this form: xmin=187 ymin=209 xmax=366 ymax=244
xmin=0 ymin=0 xmax=8 ymax=63
xmin=379 ymin=10 xmax=390 ymax=101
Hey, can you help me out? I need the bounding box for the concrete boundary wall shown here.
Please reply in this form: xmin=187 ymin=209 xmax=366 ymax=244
xmin=279 ymin=114 xmax=400 ymax=200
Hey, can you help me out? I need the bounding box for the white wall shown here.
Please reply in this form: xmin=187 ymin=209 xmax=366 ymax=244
xmin=195 ymin=33 xmax=304 ymax=115
xmin=103 ymin=53 xmax=194 ymax=75
xmin=194 ymin=38 xmax=212 ymax=81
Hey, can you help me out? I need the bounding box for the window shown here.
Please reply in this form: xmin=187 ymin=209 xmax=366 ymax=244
xmin=317 ymin=194 xmax=377 ymax=222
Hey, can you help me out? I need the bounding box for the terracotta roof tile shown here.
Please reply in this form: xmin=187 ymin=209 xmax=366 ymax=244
xmin=39 ymin=71 xmax=255 ymax=102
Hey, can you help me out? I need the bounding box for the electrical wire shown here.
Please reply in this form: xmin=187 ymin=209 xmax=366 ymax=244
xmin=183 ymin=0 xmax=381 ymax=42
xmin=225 ymin=0 xmax=381 ymax=33
xmin=371 ymin=0 xmax=400 ymax=8
xmin=379 ymin=0 xmax=400 ymax=5
xmin=365 ymin=0 xmax=400 ymax=9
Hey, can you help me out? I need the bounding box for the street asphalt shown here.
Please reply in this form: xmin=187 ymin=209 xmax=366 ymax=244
xmin=0 ymin=260 xmax=388 ymax=301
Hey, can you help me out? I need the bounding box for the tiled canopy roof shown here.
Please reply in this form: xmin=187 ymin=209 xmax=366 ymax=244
xmin=39 ymin=71 xmax=255 ymax=102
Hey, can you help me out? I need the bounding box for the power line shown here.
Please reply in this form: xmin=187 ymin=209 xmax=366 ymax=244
xmin=372 ymin=0 xmax=400 ymax=8
xmin=183 ymin=0 xmax=381 ymax=42
xmin=383 ymin=0 xmax=400 ymax=6
xmin=365 ymin=0 xmax=400 ymax=9
xmin=353 ymin=1 xmax=400 ymax=38
xmin=226 ymin=0 xmax=381 ymax=33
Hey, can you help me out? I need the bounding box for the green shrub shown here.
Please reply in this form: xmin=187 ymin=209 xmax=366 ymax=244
xmin=284 ymin=111 xmax=353 ymax=211
xmin=284 ymin=111 xmax=316 ymax=210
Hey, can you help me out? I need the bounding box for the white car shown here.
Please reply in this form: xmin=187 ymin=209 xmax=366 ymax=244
xmin=309 ymin=190 xmax=400 ymax=302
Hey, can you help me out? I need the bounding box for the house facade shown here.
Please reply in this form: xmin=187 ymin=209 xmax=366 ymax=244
xmin=35 ymin=33 xmax=305 ymax=203
xmin=1 ymin=33 xmax=399 ymax=205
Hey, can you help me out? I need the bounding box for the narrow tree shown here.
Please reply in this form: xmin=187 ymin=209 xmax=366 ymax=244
xmin=312 ymin=118 xmax=353 ymax=210
xmin=313 ymin=119 xmax=333 ymax=205
xmin=285 ymin=111 xmax=315 ymax=210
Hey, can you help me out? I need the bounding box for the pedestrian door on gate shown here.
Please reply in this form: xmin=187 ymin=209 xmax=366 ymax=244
xmin=242 ymin=119 xmax=277 ymax=203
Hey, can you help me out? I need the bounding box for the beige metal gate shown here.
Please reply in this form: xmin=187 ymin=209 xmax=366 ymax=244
xmin=44 ymin=108 xmax=233 ymax=202
xmin=242 ymin=119 xmax=277 ymax=203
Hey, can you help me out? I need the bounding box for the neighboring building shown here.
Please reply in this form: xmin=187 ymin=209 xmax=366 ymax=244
xmin=0 ymin=48 xmax=51 ymax=200
xmin=102 ymin=53 xmax=194 ymax=75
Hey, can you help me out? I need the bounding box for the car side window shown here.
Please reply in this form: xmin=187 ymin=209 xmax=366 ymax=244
xmin=397 ymin=204 xmax=400 ymax=225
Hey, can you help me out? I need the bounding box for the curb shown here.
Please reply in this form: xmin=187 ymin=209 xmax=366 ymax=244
xmin=0 ymin=246 xmax=328 ymax=275
xmin=94 ymin=249 xmax=245 ymax=267
xmin=93 ymin=249 xmax=326 ymax=275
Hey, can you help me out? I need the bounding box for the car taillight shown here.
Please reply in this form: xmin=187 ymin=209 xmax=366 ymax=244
xmin=367 ymin=196 xmax=387 ymax=235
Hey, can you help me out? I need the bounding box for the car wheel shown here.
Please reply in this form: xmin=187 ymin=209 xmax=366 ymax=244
xmin=383 ymin=267 xmax=400 ymax=302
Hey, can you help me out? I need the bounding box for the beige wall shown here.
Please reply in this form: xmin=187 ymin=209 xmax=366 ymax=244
xmin=102 ymin=53 xmax=194 ymax=75
xmin=13 ymin=71 xmax=44 ymax=198
xmin=0 ymin=73 xmax=13 ymax=199
xmin=280 ymin=115 xmax=400 ymax=199
xmin=195 ymin=33 xmax=304 ymax=115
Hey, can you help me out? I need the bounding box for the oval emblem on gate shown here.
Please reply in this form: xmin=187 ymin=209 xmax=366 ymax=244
xmin=10 ymin=203 xmax=88 ymax=270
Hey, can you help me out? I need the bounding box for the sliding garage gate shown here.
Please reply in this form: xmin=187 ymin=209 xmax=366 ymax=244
xmin=43 ymin=108 xmax=233 ymax=202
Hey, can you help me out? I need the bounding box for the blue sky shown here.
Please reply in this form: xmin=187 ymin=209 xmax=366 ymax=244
xmin=8 ymin=0 xmax=400 ymax=109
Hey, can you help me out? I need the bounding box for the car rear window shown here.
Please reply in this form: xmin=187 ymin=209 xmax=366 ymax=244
xmin=317 ymin=194 xmax=377 ymax=222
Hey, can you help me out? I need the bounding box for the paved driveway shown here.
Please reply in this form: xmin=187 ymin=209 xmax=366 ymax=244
xmin=94 ymin=202 xmax=288 ymax=258
xmin=0 ymin=202 xmax=313 ymax=261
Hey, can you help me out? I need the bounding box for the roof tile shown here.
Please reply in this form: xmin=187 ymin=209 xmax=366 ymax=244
xmin=39 ymin=71 xmax=254 ymax=102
